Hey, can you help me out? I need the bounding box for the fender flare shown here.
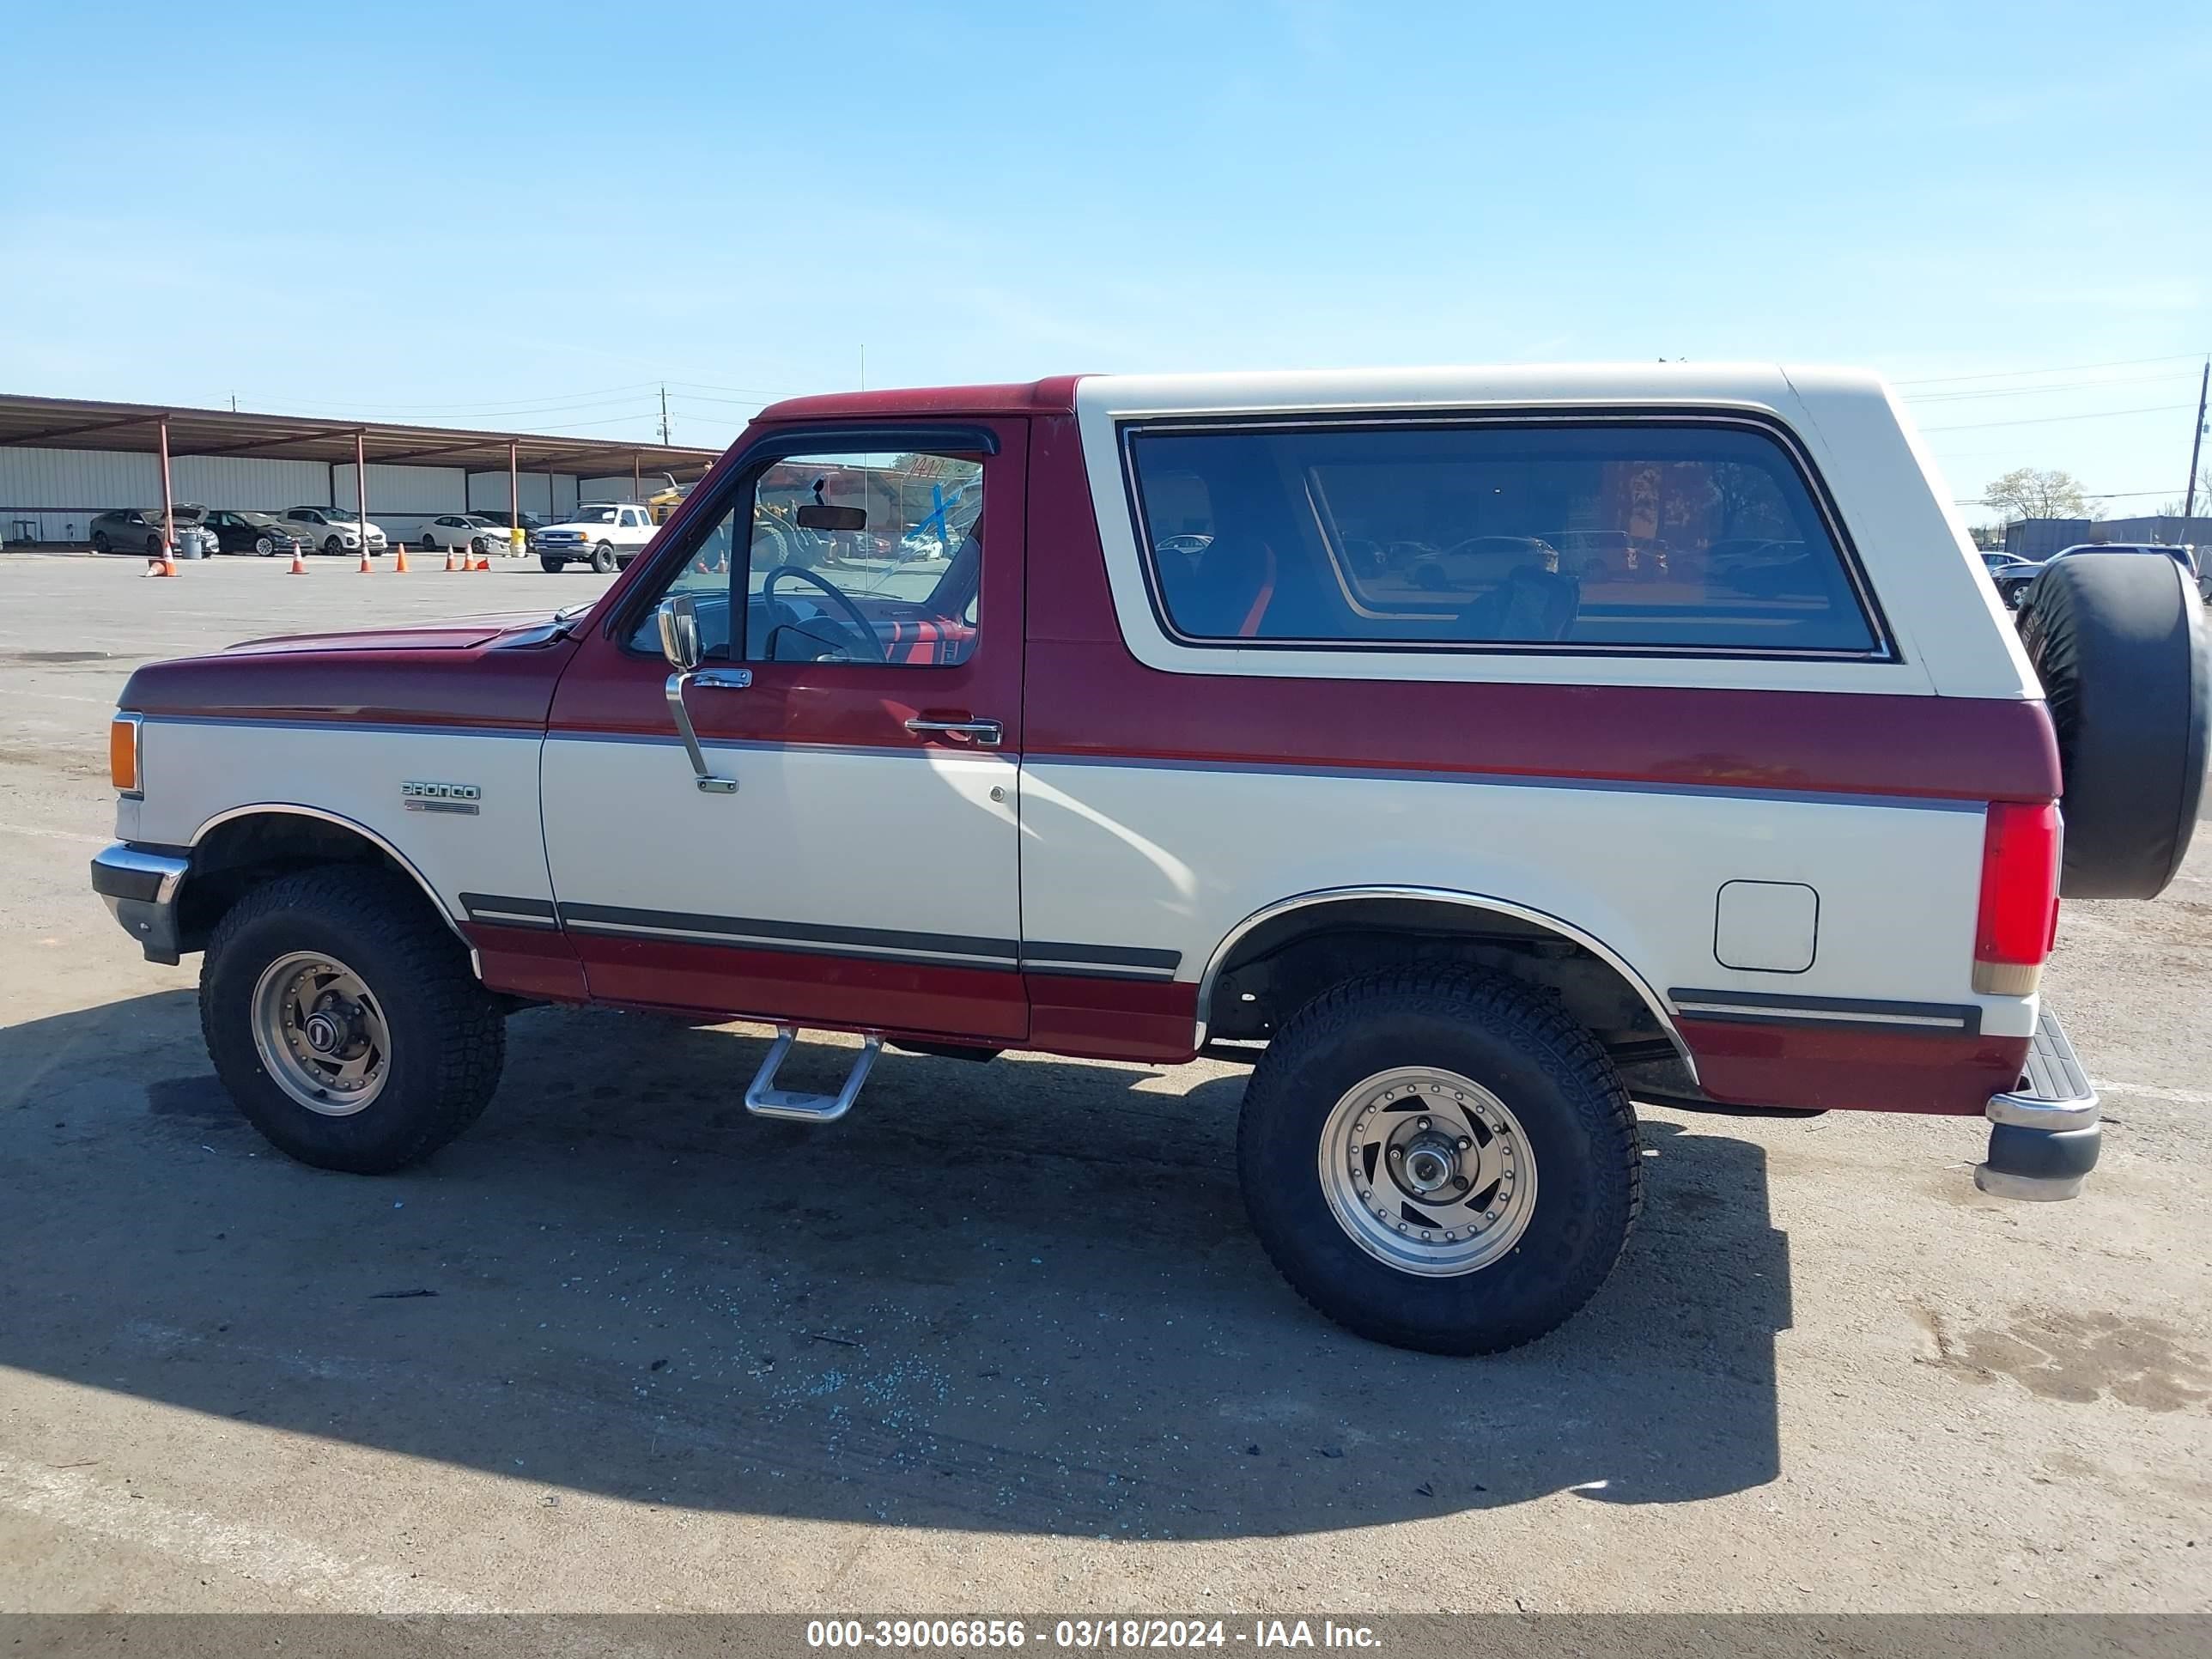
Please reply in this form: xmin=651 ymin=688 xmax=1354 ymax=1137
xmin=1193 ymin=883 xmax=1694 ymax=1077
xmin=187 ymin=802 xmax=482 ymax=978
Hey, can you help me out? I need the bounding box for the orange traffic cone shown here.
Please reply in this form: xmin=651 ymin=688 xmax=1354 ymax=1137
xmin=289 ymin=549 xmax=309 ymax=574
xmin=393 ymin=542 xmax=410 ymax=573
xmin=357 ymin=549 xmax=374 ymax=574
xmin=473 ymin=556 xmax=491 ymax=572
xmin=443 ymin=545 xmax=459 ymax=572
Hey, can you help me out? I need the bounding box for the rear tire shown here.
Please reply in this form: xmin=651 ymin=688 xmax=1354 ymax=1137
xmin=91 ymin=532 xmax=111 ymax=554
xmin=200 ymin=866 xmax=506 ymax=1173
xmin=1237 ymin=968 xmax=1639 ymax=1355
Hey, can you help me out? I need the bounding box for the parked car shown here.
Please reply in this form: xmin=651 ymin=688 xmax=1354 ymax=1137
xmin=468 ymin=509 xmax=548 ymax=534
xmin=1978 ymin=550 xmax=2043 ymax=610
xmin=197 ymin=510 xmax=307 ymax=557
xmin=533 ymin=501 xmax=657 ymax=572
xmin=418 ymin=514 xmax=511 ymax=556
xmin=91 ymin=366 xmax=2209 ymax=1357
xmin=284 ymin=507 xmax=388 ymax=555
xmin=1400 ymin=534 xmax=1561 ymax=592
xmin=88 ymin=508 xmax=177 ymax=556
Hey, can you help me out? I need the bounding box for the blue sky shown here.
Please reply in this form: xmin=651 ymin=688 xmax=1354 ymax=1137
xmin=3 ymin=1 xmax=2206 ymax=518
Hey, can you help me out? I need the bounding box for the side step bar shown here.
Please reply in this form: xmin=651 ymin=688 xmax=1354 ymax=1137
xmin=744 ymin=1026 xmax=881 ymax=1123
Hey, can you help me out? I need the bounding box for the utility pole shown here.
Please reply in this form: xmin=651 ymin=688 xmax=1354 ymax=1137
xmin=658 ymin=386 xmax=671 ymax=446
xmin=2184 ymin=359 xmax=2209 ymax=525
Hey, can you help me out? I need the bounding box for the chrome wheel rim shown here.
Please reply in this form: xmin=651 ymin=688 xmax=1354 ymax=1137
xmin=1317 ymin=1066 xmax=1537 ymax=1276
xmin=250 ymin=951 xmax=391 ymax=1116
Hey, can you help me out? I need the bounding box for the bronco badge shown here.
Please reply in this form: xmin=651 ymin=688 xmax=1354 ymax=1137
xmin=401 ymin=780 xmax=482 ymax=815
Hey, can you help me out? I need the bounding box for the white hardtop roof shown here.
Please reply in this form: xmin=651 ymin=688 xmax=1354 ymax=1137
xmin=1075 ymin=362 xmax=1889 ymax=417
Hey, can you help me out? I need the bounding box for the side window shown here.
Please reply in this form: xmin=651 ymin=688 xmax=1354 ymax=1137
xmin=629 ymin=448 xmax=985 ymax=667
xmin=1126 ymin=421 xmax=1880 ymax=655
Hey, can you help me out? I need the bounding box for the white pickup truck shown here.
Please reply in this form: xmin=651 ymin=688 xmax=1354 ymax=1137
xmin=533 ymin=501 xmax=658 ymax=572
xmin=90 ymin=365 xmax=2209 ymax=1354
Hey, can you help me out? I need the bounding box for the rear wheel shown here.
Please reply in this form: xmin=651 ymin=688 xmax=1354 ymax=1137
xmin=591 ymin=541 xmax=617 ymax=574
xmin=200 ymin=866 xmax=506 ymax=1173
xmin=91 ymin=532 xmax=111 ymax=554
xmin=1237 ymin=968 xmax=1639 ymax=1355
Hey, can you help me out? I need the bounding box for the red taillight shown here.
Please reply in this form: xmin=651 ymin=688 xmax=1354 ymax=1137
xmin=1974 ymin=801 xmax=2061 ymax=994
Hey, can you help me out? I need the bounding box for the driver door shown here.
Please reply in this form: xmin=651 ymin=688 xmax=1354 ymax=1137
xmin=540 ymin=421 xmax=1028 ymax=1042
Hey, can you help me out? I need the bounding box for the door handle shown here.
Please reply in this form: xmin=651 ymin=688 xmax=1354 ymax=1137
xmin=695 ymin=669 xmax=752 ymax=690
xmin=903 ymin=717 xmax=1003 ymax=747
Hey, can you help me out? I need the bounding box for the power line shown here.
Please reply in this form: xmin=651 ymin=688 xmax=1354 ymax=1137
xmin=1918 ymin=402 xmax=2197 ymax=433
xmin=1893 ymin=351 xmax=2208 ymax=386
xmin=1900 ymin=370 xmax=2198 ymax=404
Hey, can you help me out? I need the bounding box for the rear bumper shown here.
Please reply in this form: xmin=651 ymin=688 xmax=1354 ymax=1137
xmin=1975 ymin=1009 xmax=2100 ymax=1200
xmin=89 ymin=842 xmax=191 ymax=965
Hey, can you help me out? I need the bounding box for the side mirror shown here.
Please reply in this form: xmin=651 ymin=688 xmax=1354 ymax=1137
xmin=655 ymin=593 xmax=702 ymax=673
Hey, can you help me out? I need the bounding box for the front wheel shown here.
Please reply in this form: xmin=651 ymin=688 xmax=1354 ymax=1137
xmin=591 ymin=541 xmax=617 ymax=574
xmin=1237 ymin=968 xmax=1639 ymax=1355
xmin=323 ymin=536 xmax=343 ymax=556
xmin=255 ymin=536 xmax=276 ymax=556
xmin=200 ymin=866 xmax=507 ymax=1173
xmin=539 ymin=555 xmax=566 ymax=573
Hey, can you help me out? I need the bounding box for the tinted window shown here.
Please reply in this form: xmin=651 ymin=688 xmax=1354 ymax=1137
xmin=1127 ymin=421 xmax=1879 ymax=654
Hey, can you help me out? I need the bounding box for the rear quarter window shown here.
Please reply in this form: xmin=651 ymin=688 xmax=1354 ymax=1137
xmin=1125 ymin=418 xmax=1882 ymax=656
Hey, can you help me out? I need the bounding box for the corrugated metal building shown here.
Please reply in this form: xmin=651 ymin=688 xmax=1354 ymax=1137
xmin=2002 ymin=514 xmax=2212 ymax=560
xmin=0 ymin=395 xmax=721 ymax=547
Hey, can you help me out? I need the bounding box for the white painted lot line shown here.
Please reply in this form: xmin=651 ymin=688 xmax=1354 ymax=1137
xmin=2090 ymin=1079 xmax=2212 ymax=1107
xmin=0 ymin=1449 xmax=490 ymax=1612
xmin=0 ymin=823 xmax=107 ymax=844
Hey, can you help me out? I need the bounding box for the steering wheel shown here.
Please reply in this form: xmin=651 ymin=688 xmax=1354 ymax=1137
xmin=758 ymin=564 xmax=888 ymax=662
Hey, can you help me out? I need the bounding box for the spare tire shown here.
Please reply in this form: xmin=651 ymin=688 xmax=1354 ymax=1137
xmin=2016 ymin=552 xmax=2208 ymax=898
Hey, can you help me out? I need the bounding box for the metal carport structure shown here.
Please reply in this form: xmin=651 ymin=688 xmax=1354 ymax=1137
xmin=0 ymin=393 xmax=723 ymax=554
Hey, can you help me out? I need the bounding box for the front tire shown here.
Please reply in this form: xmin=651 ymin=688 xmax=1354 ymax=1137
xmin=1237 ymin=969 xmax=1639 ymax=1355
xmin=255 ymin=536 xmax=275 ymax=556
xmin=323 ymin=536 xmax=343 ymax=556
xmin=591 ymin=541 xmax=617 ymax=574
xmin=539 ymin=555 xmax=566 ymax=573
xmin=200 ymin=866 xmax=506 ymax=1173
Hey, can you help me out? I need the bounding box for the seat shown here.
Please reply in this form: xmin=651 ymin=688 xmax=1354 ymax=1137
xmin=1457 ymin=566 xmax=1581 ymax=642
xmin=1163 ymin=534 xmax=1277 ymax=638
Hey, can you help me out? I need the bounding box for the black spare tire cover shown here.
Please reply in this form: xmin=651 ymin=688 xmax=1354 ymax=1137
xmin=2015 ymin=552 xmax=2209 ymax=898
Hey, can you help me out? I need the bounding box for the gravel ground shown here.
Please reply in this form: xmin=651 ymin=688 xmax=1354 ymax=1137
xmin=0 ymin=551 xmax=2206 ymax=1614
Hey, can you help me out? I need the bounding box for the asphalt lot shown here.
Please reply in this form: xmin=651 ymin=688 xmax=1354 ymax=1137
xmin=1 ymin=550 xmax=2208 ymax=1613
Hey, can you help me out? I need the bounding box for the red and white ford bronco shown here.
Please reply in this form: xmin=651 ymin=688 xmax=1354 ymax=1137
xmin=91 ymin=366 xmax=2209 ymax=1354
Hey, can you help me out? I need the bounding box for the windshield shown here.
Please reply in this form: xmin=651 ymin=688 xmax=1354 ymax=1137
xmin=463 ymin=515 xmax=500 ymax=527
xmin=566 ymin=505 xmax=619 ymax=525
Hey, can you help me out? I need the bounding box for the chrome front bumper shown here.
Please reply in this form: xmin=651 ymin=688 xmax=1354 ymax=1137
xmin=1976 ymin=1010 xmax=2100 ymax=1201
xmin=89 ymin=842 xmax=191 ymax=965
